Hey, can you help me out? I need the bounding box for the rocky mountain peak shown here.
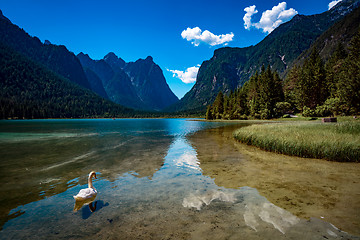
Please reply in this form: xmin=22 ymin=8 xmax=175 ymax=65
xmin=77 ymin=52 xmax=93 ymax=65
xmin=103 ymin=52 xmax=125 ymax=69
xmin=145 ymin=56 xmax=153 ymax=62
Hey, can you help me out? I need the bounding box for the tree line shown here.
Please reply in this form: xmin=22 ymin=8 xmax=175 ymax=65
xmin=206 ymin=30 xmax=360 ymax=120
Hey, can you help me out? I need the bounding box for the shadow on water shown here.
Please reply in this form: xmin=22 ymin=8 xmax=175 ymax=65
xmin=81 ymin=200 xmax=109 ymax=220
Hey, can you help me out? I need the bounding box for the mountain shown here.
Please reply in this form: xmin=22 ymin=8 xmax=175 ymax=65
xmin=104 ymin=52 xmax=126 ymax=69
xmin=78 ymin=53 xmax=179 ymax=111
xmin=77 ymin=52 xmax=146 ymax=110
xmin=123 ymin=56 xmax=179 ymax=111
xmin=0 ymin=10 xmax=91 ymax=90
xmin=169 ymin=0 xmax=360 ymax=112
xmin=1 ymin=9 xmax=178 ymax=112
xmin=292 ymin=3 xmax=360 ymax=66
xmin=82 ymin=67 xmax=109 ymax=99
xmin=0 ymin=10 xmax=135 ymax=119
xmin=0 ymin=43 xmax=133 ymax=119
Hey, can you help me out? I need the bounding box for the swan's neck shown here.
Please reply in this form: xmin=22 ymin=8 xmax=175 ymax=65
xmin=88 ymin=175 xmax=94 ymax=189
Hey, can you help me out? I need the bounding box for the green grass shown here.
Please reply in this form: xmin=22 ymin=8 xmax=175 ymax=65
xmin=233 ymin=121 xmax=360 ymax=162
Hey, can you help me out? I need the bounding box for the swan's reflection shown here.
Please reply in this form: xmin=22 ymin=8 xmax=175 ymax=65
xmin=73 ymin=196 xmax=96 ymax=212
xmin=89 ymin=201 xmax=97 ymax=212
xmin=81 ymin=200 xmax=109 ymax=220
xmin=73 ymin=197 xmax=109 ymax=219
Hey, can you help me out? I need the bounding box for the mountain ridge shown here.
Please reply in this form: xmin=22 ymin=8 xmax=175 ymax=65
xmin=168 ymin=0 xmax=360 ymax=112
xmin=0 ymin=10 xmax=91 ymax=90
xmin=78 ymin=52 xmax=179 ymax=111
xmin=0 ymin=9 xmax=178 ymax=113
xmin=77 ymin=52 xmax=144 ymax=110
xmin=291 ymin=3 xmax=360 ymax=67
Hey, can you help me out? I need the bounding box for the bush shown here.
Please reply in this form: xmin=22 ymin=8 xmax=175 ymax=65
xmin=260 ymin=108 xmax=271 ymax=119
xmin=239 ymin=114 xmax=248 ymax=120
xmin=302 ymin=106 xmax=316 ymax=117
xmin=315 ymin=104 xmax=332 ymax=117
xmin=223 ymin=114 xmax=230 ymax=120
xmin=275 ymin=102 xmax=292 ymax=115
xmin=253 ymin=113 xmax=261 ymax=119
xmin=314 ymin=98 xmax=342 ymax=117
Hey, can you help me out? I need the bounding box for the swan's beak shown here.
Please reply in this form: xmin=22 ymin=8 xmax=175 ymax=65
xmin=94 ymin=173 xmax=97 ymax=179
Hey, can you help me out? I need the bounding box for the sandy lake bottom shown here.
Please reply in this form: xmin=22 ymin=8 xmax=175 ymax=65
xmin=191 ymin=124 xmax=360 ymax=237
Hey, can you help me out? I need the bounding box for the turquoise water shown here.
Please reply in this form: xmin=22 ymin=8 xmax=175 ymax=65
xmin=0 ymin=119 xmax=357 ymax=239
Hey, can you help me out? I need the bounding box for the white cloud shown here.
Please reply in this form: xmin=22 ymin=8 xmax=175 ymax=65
xmin=328 ymin=0 xmax=342 ymax=10
xmin=243 ymin=2 xmax=298 ymax=34
xmin=181 ymin=27 xmax=234 ymax=46
xmin=243 ymin=5 xmax=258 ymax=30
xmin=168 ymin=65 xmax=200 ymax=84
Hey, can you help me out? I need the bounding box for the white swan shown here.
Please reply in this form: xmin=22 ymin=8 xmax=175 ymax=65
xmin=73 ymin=171 xmax=97 ymax=201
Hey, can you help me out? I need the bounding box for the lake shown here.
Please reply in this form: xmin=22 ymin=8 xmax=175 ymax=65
xmin=0 ymin=119 xmax=358 ymax=239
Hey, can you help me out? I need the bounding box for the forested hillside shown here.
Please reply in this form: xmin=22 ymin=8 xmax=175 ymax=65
xmin=206 ymin=30 xmax=360 ymax=120
xmin=0 ymin=44 xmax=134 ymax=119
xmin=0 ymin=10 xmax=90 ymax=90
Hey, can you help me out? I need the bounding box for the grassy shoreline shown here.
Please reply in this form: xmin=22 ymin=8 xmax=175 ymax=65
xmin=233 ymin=120 xmax=360 ymax=162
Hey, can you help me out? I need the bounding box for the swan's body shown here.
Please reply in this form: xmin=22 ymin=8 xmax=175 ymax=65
xmin=73 ymin=171 xmax=97 ymax=201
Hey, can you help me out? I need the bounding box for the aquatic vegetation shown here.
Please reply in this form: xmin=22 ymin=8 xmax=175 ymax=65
xmin=233 ymin=121 xmax=360 ymax=162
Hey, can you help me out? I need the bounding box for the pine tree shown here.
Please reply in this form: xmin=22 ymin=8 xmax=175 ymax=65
xmin=247 ymin=72 xmax=260 ymax=117
xmin=284 ymin=65 xmax=300 ymax=112
xmin=337 ymin=30 xmax=360 ymax=114
xmin=205 ymin=105 xmax=213 ymax=120
xmin=213 ymin=91 xmax=224 ymax=119
xmin=297 ymin=48 xmax=326 ymax=109
xmin=325 ymin=43 xmax=348 ymax=98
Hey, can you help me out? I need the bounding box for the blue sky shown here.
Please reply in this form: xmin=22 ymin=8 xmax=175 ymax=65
xmin=0 ymin=0 xmax=341 ymax=99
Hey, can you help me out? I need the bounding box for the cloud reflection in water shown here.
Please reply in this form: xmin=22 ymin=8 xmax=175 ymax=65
xmin=175 ymin=152 xmax=200 ymax=171
xmin=244 ymin=202 xmax=300 ymax=234
xmin=182 ymin=190 xmax=236 ymax=210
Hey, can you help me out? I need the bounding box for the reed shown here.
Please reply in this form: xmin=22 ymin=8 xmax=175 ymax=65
xmin=233 ymin=121 xmax=360 ymax=162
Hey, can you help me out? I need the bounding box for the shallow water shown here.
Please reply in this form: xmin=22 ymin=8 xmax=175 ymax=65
xmin=0 ymin=119 xmax=358 ymax=239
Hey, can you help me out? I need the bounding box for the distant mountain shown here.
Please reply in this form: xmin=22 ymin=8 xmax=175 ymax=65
xmin=0 ymin=10 xmax=91 ymax=90
xmin=123 ymin=56 xmax=179 ymax=111
xmin=104 ymin=52 xmax=126 ymax=69
xmin=0 ymin=44 xmax=133 ymax=119
xmin=168 ymin=0 xmax=360 ymax=112
xmin=78 ymin=53 xmax=179 ymax=111
xmin=77 ymin=52 xmax=146 ymax=110
xmin=0 ymin=10 xmax=135 ymax=119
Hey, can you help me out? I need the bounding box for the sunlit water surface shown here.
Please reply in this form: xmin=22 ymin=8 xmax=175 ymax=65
xmin=0 ymin=119 xmax=358 ymax=239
